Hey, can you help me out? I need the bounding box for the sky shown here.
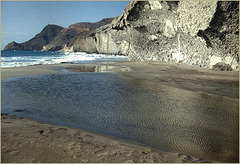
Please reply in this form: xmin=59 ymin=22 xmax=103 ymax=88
xmin=1 ymin=1 xmax=129 ymax=50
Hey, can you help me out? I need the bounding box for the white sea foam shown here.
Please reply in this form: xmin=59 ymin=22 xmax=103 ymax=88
xmin=1 ymin=51 xmax=127 ymax=68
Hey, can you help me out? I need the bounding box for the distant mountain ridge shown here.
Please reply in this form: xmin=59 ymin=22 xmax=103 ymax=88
xmin=4 ymin=18 xmax=114 ymax=51
xmin=5 ymin=24 xmax=63 ymax=51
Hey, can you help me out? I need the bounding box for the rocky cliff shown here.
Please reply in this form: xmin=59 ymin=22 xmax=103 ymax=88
xmin=72 ymin=1 xmax=239 ymax=71
xmin=4 ymin=18 xmax=114 ymax=52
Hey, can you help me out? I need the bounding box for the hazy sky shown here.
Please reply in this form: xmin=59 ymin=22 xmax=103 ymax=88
xmin=1 ymin=1 xmax=129 ymax=49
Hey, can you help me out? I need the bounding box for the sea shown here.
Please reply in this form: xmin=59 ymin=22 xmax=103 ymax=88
xmin=1 ymin=50 xmax=128 ymax=68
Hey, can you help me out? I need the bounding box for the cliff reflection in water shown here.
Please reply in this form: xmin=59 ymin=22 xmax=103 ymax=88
xmin=62 ymin=65 xmax=131 ymax=73
xmin=1 ymin=72 xmax=238 ymax=162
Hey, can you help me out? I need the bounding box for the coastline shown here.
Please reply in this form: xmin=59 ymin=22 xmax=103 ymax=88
xmin=1 ymin=61 xmax=238 ymax=162
xmin=3 ymin=61 xmax=237 ymax=97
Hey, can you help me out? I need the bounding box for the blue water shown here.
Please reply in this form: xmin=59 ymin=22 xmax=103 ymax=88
xmin=1 ymin=50 xmax=127 ymax=67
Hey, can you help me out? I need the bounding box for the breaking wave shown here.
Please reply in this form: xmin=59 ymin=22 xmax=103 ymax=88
xmin=1 ymin=50 xmax=127 ymax=68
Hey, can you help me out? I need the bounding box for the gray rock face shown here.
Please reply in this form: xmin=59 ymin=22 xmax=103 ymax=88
xmin=178 ymin=1 xmax=217 ymax=36
xmin=73 ymin=1 xmax=239 ymax=71
xmin=73 ymin=24 xmax=130 ymax=55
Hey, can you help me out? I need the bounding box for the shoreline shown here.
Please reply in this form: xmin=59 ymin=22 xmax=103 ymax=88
xmin=2 ymin=61 xmax=238 ymax=98
xmin=1 ymin=61 xmax=238 ymax=162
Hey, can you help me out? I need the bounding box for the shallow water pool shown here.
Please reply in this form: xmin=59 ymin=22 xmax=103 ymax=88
xmin=1 ymin=72 xmax=239 ymax=162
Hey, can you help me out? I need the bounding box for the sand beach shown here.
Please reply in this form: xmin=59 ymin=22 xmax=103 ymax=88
xmin=1 ymin=61 xmax=239 ymax=163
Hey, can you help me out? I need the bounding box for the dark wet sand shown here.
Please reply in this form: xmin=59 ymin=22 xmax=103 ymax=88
xmin=2 ymin=61 xmax=238 ymax=98
xmin=1 ymin=61 xmax=238 ymax=163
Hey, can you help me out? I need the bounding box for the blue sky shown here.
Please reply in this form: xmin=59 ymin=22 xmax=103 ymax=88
xmin=1 ymin=1 xmax=129 ymax=49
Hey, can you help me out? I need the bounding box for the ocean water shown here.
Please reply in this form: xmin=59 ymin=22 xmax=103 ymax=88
xmin=1 ymin=72 xmax=239 ymax=162
xmin=1 ymin=50 xmax=128 ymax=68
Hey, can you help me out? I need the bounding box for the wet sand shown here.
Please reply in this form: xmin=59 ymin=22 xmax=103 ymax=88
xmin=1 ymin=64 xmax=59 ymax=79
xmin=1 ymin=61 xmax=238 ymax=163
xmin=115 ymin=61 xmax=239 ymax=99
xmin=2 ymin=61 xmax=238 ymax=98
xmin=2 ymin=114 xmax=212 ymax=163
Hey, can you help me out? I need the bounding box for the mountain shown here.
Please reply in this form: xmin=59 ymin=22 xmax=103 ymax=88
xmin=4 ymin=18 xmax=114 ymax=51
xmin=4 ymin=24 xmax=64 ymax=51
xmin=42 ymin=18 xmax=114 ymax=51
xmin=4 ymin=41 xmax=22 ymax=50
xmin=4 ymin=2 xmax=239 ymax=71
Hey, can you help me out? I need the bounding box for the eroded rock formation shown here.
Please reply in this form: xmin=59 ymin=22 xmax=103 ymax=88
xmin=73 ymin=1 xmax=239 ymax=70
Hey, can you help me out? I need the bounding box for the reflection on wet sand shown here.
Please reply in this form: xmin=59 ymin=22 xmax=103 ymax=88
xmin=61 ymin=65 xmax=131 ymax=73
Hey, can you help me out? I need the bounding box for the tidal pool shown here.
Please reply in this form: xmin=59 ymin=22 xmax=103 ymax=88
xmin=1 ymin=72 xmax=239 ymax=162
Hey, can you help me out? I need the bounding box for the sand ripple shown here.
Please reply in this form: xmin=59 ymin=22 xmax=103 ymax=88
xmin=1 ymin=72 xmax=239 ymax=162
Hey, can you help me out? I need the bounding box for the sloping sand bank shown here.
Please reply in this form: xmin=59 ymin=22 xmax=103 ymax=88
xmin=115 ymin=61 xmax=239 ymax=99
